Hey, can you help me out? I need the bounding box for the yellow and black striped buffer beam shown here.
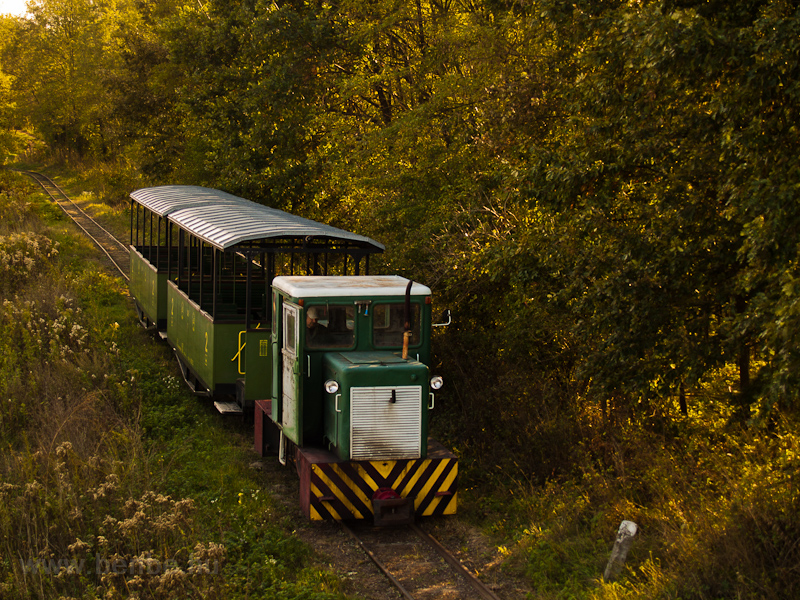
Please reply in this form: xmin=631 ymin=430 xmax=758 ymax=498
xmin=297 ymin=445 xmax=458 ymax=521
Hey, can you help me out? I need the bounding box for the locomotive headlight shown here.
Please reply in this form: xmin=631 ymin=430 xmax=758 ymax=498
xmin=324 ymin=380 xmax=340 ymax=394
xmin=430 ymin=375 xmax=444 ymax=390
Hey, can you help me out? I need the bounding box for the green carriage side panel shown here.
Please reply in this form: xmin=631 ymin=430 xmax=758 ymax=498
xmin=129 ymin=249 xmax=167 ymax=326
xmin=242 ymin=328 xmax=273 ymax=401
xmin=167 ymin=283 xmax=244 ymax=391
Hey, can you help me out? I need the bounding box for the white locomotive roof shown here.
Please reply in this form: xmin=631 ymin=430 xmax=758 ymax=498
xmin=129 ymin=185 xmax=384 ymax=252
xmin=273 ymin=276 xmax=431 ymax=299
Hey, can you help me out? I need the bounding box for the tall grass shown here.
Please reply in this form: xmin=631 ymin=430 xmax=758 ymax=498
xmin=0 ymin=170 xmax=348 ymax=600
xmin=0 ymin=171 xmax=223 ymax=599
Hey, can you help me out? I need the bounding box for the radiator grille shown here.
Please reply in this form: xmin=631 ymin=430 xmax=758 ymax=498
xmin=351 ymin=386 xmax=422 ymax=460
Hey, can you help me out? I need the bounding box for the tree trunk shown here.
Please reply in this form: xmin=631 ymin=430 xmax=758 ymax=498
xmin=679 ymin=381 xmax=688 ymax=416
xmin=735 ymin=295 xmax=750 ymax=398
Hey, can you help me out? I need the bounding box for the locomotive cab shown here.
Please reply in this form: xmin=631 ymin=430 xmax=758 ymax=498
xmin=270 ymin=275 xmax=435 ymax=461
xmin=263 ymin=274 xmax=456 ymax=522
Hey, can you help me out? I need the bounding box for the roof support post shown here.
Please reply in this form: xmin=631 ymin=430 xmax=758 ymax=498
xmin=268 ymin=252 xmax=275 ymax=294
xmin=246 ymin=252 xmax=253 ymax=331
xmin=188 ymin=234 xmax=193 ymax=299
xmin=149 ymin=210 xmax=154 ymax=259
xmin=167 ymin=221 xmax=172 ymax=282
xmin=178 ymin=228 xmax=184 ymax=293
xmin=212 ymin=247 xmax=218 ymax=320
xmin=199 ymin=240 xmax=204 ymax=309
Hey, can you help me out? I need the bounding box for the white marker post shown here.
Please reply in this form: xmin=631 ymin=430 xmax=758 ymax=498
xmin=603 ymin=520 xmax=638 ymax=582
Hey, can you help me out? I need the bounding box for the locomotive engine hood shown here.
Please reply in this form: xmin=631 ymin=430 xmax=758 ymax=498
xmin=321 ymin=351 xmax=431 ymax=462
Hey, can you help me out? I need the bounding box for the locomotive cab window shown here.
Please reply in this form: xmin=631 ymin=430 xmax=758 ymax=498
xmin=373 ymin=303 xmax=420 ymax=348
xmin=284 ymin=308 xmax=298 ymax=353
xmin=306 ymin=304 xmax=355 ymax=349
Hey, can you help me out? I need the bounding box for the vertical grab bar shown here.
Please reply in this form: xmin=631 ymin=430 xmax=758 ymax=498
xmin=232 ymin=330 xmax=247 ymax=375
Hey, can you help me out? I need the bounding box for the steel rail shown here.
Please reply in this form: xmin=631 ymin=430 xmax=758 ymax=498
xmin=410 ymin=523 xmax=503 ymax=600
xmin=341 ymin=521 xmax=504 ymax=600
xmin=22 ymin=171 xmax=130 ymax=281
xmin=340 ymin=522 xmax=416 ymax=600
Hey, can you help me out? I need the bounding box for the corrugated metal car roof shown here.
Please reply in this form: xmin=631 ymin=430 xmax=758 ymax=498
xmin=130 ymin=185 xmax=246 ymax=217
xmin=131 ymin=186 xmax=384 ymax=252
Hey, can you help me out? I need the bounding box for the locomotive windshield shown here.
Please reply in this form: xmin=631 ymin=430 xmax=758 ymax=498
xmin=373 ymin=303 xmax=421 ymax=348
xmin=306 ymin=304 xmax=355 ymax=348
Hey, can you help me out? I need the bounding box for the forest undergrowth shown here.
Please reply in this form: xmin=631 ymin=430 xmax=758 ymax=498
xmin=440 ymin=350 xmax=800 ymax=599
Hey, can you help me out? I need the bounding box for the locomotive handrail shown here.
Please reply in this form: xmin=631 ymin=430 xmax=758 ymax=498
xmin=432 ymin=309 xmax=452 ymax=327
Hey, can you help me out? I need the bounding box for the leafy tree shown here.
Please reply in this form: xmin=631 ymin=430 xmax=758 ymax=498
xmin=717 ymin=0 xmax=800 ymax=410
xmin=99 ymin=0 xmax=179 ymax=170
xmin=522 ymin=0 xmax=800 ymax=416
xmin=11 ymin=0 xmax=129 ymax=156
xmin=0 ymin=15 xmax=24 ymax=157
xmin=151 ymin=0 xmax=333 ymax=207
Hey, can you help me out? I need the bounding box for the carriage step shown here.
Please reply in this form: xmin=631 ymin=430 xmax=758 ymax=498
xmin=214 ymin=401 xmax=243 ymax=414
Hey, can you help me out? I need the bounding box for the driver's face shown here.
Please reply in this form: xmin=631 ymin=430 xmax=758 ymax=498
xmin=307 ymin=315 xmax=318 ymax=328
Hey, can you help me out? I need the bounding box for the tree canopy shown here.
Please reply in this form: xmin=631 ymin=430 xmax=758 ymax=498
xmin=3 ymin=0 xmax=800 ymax=425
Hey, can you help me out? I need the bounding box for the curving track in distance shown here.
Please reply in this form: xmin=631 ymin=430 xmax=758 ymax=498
xmin=22 ymin=170 xmax=130 ymax=281
xmin=342 ymin=522 xmax=504 ymax=600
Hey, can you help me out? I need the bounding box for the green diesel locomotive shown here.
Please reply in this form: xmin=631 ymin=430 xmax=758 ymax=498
xmin=129 ymin=186 xmax=456 ymax=524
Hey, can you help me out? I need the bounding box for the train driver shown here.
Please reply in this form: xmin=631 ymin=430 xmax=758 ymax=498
xmin=306 ymin=306 xmax=329 ymax=344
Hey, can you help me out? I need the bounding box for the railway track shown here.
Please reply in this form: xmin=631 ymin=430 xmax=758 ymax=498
xmin=22 ymin=170 xmax=130 ymax=281
xmin=19 ymin=169 xmax=505 ymax=599
xmin=342 ymin=522 xmax=503 ymax=600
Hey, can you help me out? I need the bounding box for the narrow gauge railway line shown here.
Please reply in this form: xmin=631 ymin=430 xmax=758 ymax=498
xmin=22 ymin=170 xmax=130 ymax=281
xmin=342 ymin=522 xmax=503 ymax=600
xmin=18 ymin=177 xmax=488 ymax=596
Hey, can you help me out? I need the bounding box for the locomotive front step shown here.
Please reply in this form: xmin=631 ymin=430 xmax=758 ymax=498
xmin=213 ymin=400 xmax=243 ymax=414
